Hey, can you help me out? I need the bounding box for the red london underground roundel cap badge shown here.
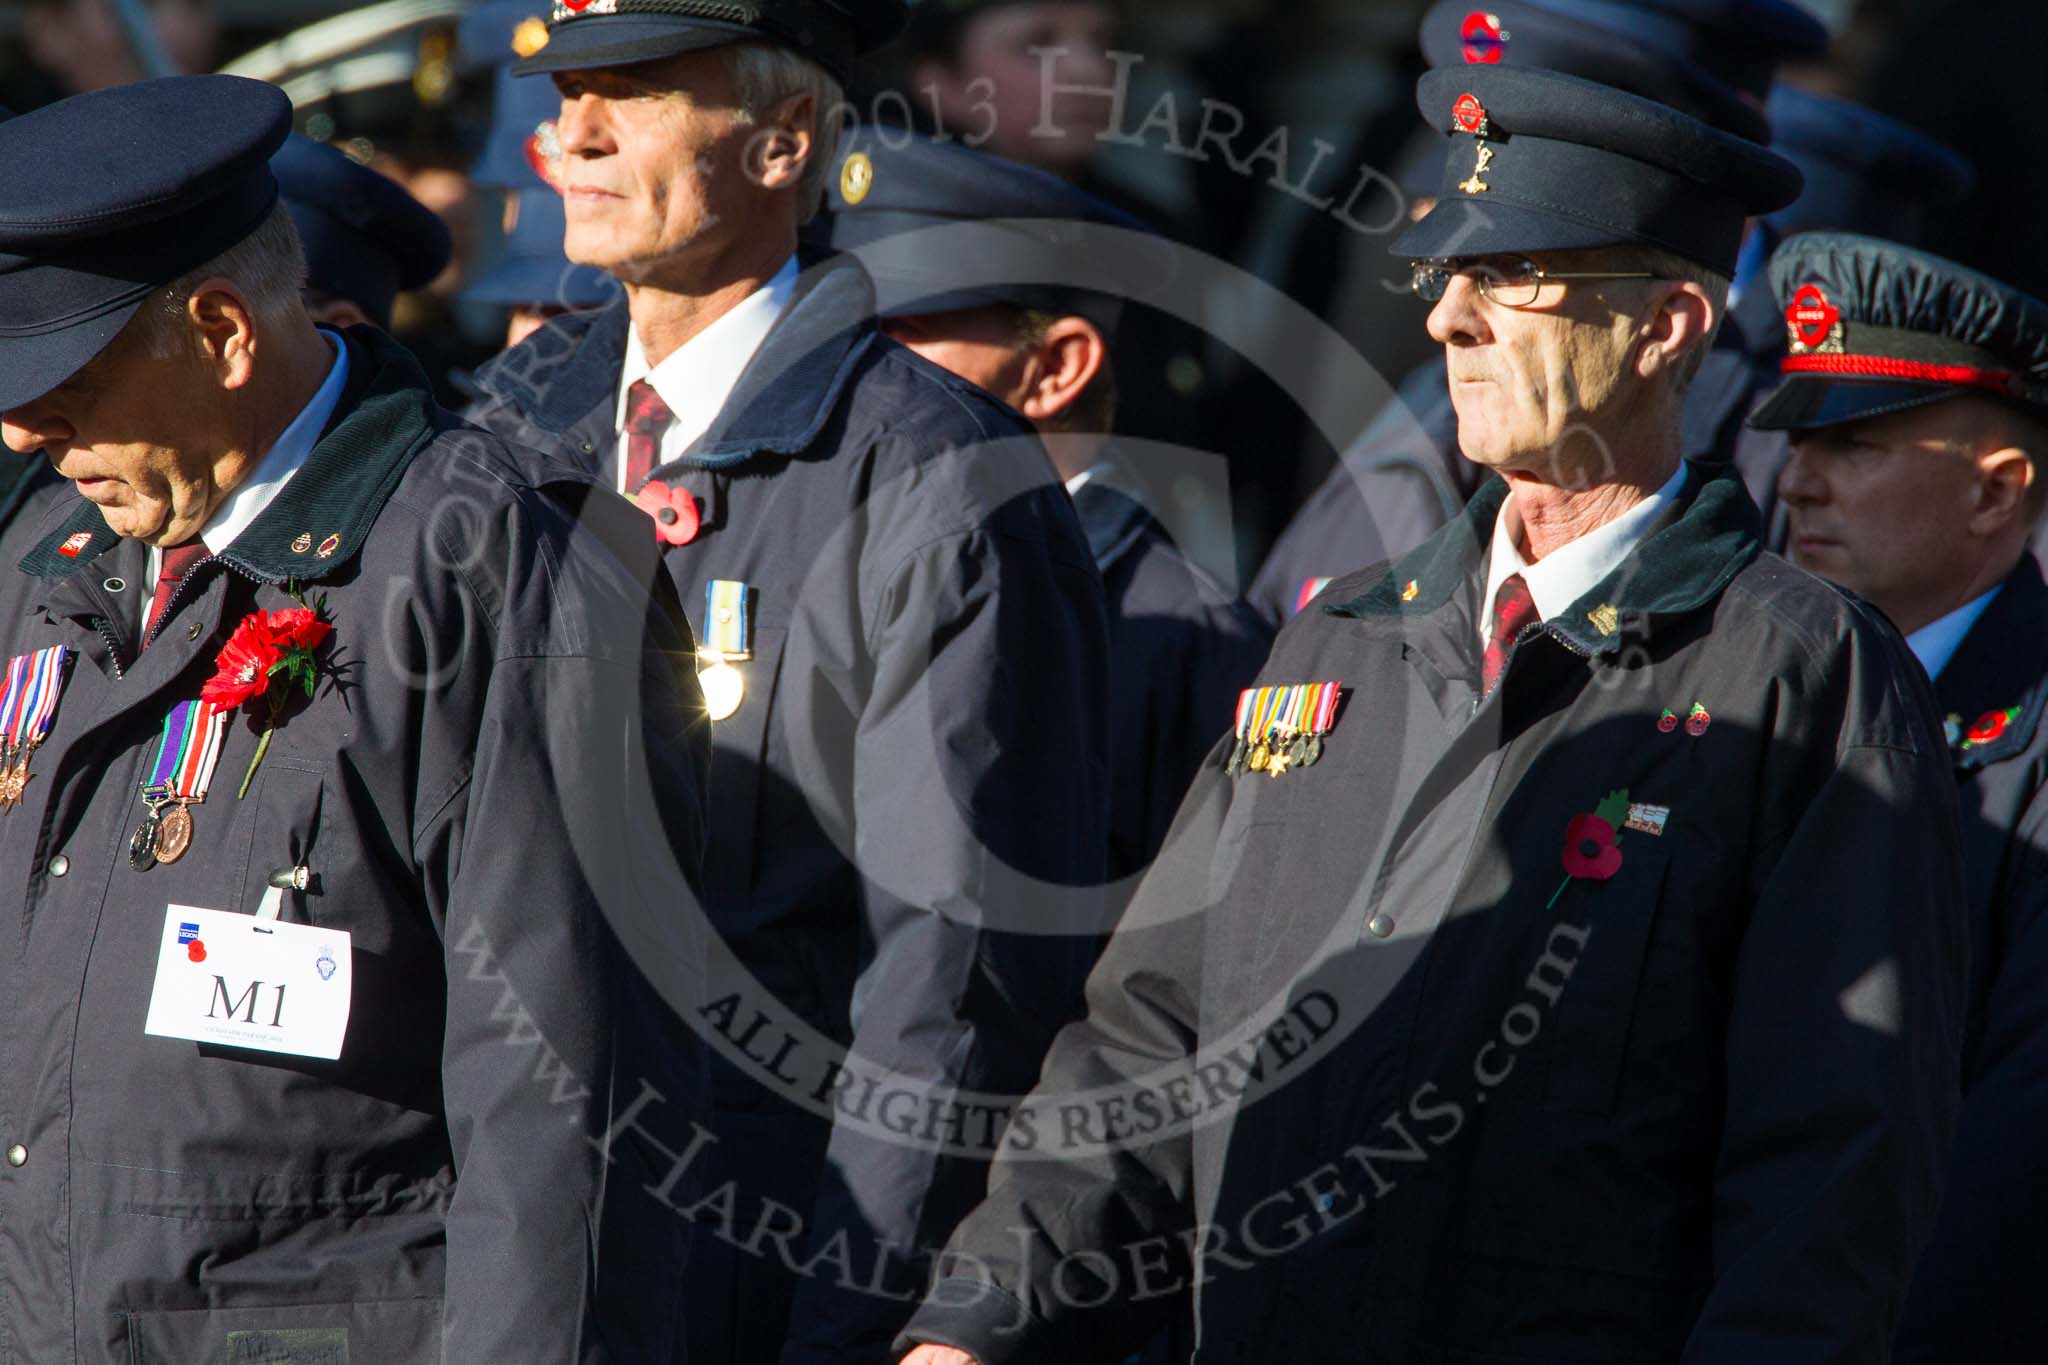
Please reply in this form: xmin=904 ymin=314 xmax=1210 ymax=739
xmin=1787 ymin=283 xmax=1843 ymax=354
xmin=1462 ymin=12 xmax=1506 ymax=63
xmin=1452 ymin=93 xmax=1490 ymax=136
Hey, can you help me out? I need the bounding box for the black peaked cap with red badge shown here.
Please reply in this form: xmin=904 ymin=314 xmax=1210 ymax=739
xmin=1390 ymin=65 xmax=1802 ymax=276
xmin=1749 ymin=231 xmax=2048 ymax=431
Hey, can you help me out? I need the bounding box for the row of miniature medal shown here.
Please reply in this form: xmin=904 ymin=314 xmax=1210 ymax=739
xmin=1226 ymin=681 xmax=1343 ymax=778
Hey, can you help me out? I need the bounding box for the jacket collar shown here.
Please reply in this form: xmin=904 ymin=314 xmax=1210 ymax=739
xmin=1069 ymin=459 xmax=1157 ymax=572
xmin=19 ymin=327 xmax=441 ymax=585
xmin=473 ymin=249 xmax=883 ymax=472
xmin=1327 ymin=461 xmax=1762 ymax=657
xmin=1935 ymin=554 xmax=2048 ymax=772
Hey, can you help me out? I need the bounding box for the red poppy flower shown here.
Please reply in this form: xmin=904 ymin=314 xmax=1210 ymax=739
xmin=635 ymin=481 xmax=701 ymax=546
xmin=1561 ymin=814 xmax=1623 ymax=880
xmin=1968 ymin=709 xmax=2012 ymax=745
xmin=268 ymin=606 xmax=332 ymax=654
xmin=202 ymin=616 xmax=282 ymax=709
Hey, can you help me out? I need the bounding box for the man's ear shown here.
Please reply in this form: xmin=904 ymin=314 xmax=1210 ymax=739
xmin=185 ymin=279 xmax=261 ymax=391
xmin=1016 ymin=317 xmax=1107 ymax=425
xmin=1636 ymin=280 xmax=1717 ymax=383
xmin=1972 ymin=444 xmax=2036 ymax=537
xmin=751 ymin=91 xmax=817 ymax=192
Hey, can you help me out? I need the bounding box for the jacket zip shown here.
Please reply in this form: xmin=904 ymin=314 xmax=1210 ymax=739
xmin=140 ymin=555 xmax=273 ymax=654
xmin=90 ymin=617 xmax=125 ymax=682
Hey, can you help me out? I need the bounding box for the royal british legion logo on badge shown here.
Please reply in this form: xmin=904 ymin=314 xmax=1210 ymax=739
xmin=316 ymin=946 xmax=338 ymax=982
xmin=177 ymin=921 xmax=201 ymax=945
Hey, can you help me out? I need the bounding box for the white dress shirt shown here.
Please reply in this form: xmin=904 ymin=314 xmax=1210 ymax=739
xmin=142 ymin=330 xmax=349 ymax=634
xmin=1480 ymin=461 xmax=1688 ymax=645
xmin=1906 ymin=587 xmax=2001 ymax=682
xmin=613 ymin=255 xmax=799 ymax=492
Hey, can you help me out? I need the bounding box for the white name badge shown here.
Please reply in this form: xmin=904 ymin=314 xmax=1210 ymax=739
xmin=143 ymin=905 xmax=352 ymax=1060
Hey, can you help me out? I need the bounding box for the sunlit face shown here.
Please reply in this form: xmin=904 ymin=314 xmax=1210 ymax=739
xmin=1424 ymin=250 xmax=1659 ymax=477
xmin=881 ymin=307 xmax=1035 ymax=409
xmin=551 ymin=51 xmax=759 ymax=281
xmin=924 ymin=2 xmax=1119 ymax=174
xmin=0 ymin=314 xmax=229 ymax=546
xmin=1778 ymin=399 xmax=1991 ymax=630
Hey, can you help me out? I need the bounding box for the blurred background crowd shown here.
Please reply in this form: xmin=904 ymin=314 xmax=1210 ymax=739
xmin=0 ymin=0 xmax=2021 ymax=581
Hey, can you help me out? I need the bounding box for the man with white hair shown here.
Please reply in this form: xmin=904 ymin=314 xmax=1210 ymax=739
xmin=467 ymin=4 xmax=1113 ymax=1362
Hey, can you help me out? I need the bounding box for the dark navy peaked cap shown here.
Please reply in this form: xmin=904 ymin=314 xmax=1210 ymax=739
xmin=0 ymin=75 xmax=293 ymax=411
xmin=1750 ymin=232 xmax=2048 ymax=431
xmin=814 ymin=127 xmax=1161 ymax=339
xmin=1391 ymin=65 xmax=1802 ymax=275
xmin=1421 ymin=1 xmax=1770 ymax=143
xmin=513 ymin=0 xmax=907 ymax=86
xmin=273 ymin=135 xmax=453 ymax=328
xmin=1764 ymin=87 xmax=1975 ymax=245
xmin=1524 ymin=0 xmax=1829 ymax=100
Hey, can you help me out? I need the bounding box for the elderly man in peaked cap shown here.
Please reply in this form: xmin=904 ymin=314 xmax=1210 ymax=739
xmin=466 ymin=3 xmax=1113 ymax=1363
xmin=1249 ymin=0 xmax=1827 ymax=629
xmin=900 ymin=64 xmax=1965 ymax=1365
xmin=0 ymin=75 xmax=712 ymax=1362
xmin=1750 ymin=233 xmax=2048 ymax=1363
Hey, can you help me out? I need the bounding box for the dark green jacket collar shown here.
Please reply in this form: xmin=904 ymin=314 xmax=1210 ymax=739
xmin=1936 ymin=554 xmax=2048 ymax=773
xmin=19 ymin=327 xmax=441 ymax=583
xmin=1327 ymin=461 xmax=1763 ymax=656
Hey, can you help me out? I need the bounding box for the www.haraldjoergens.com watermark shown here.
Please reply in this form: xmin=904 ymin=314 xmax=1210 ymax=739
xmin=467 ymin=907 xmax=1596 ymax=1306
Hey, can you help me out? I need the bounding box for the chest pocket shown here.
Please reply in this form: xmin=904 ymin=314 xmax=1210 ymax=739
xmin=700 ymin=625 xmax=791 ymax=901
xmin=225 ymin=758 xmax=328 ymax=922
xmin=1541 ymin=843 xmax=1671 ymax=1115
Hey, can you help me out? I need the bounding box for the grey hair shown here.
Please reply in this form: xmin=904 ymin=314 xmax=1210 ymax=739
xmin=723 ymin=41 xmax=846 ymax=224
xmin=1629 ymin=246 xmax=1732 ymax=393
xmin=134 ymin=203 xmax=309 ymax=360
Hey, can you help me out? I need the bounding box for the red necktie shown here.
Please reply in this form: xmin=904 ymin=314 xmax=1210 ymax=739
xmin=143 ymin=542 xmax=208 ymax=649
xmin=1480 ymin=572 xmax=1539 ymax=697
xmin=622 ymin=379 xmax=673 ymax=492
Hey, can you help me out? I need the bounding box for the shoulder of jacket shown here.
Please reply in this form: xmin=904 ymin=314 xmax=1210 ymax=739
xmin=854 ymin=334 xmax=1036 ymax=450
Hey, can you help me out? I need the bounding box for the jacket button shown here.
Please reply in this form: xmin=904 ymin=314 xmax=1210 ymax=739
xmin=47 ymin=855 xmax=69 ymax=878
xmin=1367 ymin=914 xmax=1394 ymax=939
xmin=5 ymin=1144 xmax=23 ymax=1167
xmin=187 ymin=620 xmax=204 ymax=641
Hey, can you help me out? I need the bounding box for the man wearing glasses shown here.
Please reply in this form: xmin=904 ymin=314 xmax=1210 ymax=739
xmin=897 ymin=65 xmax=1967 ymax=1365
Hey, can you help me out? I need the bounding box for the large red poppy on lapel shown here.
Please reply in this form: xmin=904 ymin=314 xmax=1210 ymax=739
xmin=1561 ymin=814 xmax=1623 ymax=881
